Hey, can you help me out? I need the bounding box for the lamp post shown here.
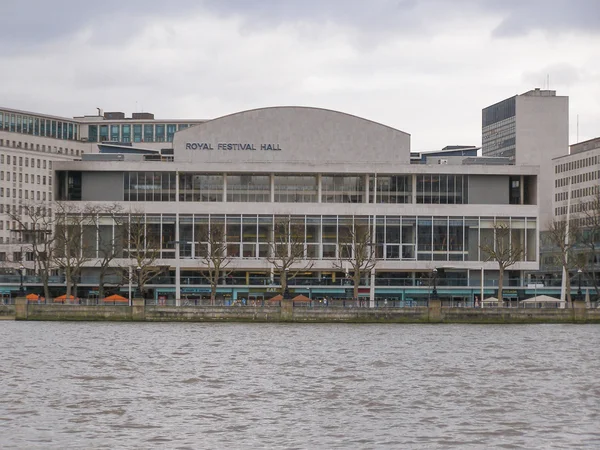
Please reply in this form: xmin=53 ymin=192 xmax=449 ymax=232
xmin=283 ymin=267 xmax=290 ymax=300
xmin=577 ymin=268 xmax=583 ymax=302
xmin=18 ymin=264 xmax=25 ymax=296
xmin=431 ymin=267 xmax=437 ymax=300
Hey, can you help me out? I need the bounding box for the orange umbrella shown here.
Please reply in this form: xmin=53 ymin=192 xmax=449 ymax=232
xmin=103 ymin=294 xmax=128 ymax=303
xmin=54 ymin=294 xmax=77 ymax=302
xmin=268 ymin=294 xmax=283 ymax=302
xmin=26 ymin=293 xmax=45 ymax=302
xmin=292 ymin=294 xmax=311 ymax=302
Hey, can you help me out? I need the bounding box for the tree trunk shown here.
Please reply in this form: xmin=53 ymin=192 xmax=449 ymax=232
xmin=497 ymin=266 xmax=504 ymax=308
xmin=98 ymin=267 xmax=106 ymax=302
xmin=65 ymin=267 xmax=72 ymax=303
xmin=281 ymin=271 xmax=287 ymax=297
xmin=42 ymin=271 xmax=50 ymax=303
xmin=211 ymin=283 xmax=217 ymax=306
xmin=566 ymin=275 xmax=572 ymax=309
xmin=353 ymin=273 xmax=360 ymax=307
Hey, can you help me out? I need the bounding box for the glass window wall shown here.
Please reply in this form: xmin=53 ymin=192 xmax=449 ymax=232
xmin=373 ymin=175 xmax=412 ymax=203
xmin=179 ymin=173 xmax=223 ymax=202
xmin=124 ymin=172 xmax=176 ymax=201
xmin=416 ymin=174 xmax=468 ymax=204
xmin=227 ymin=174 xmax=270 ymax=202
xmin=274 ymin=175 xmax=317 ymax=202
xmin=322 ymin=175 xmax=364 ymax=203
xmin=56 ymin=213 xmax=535 ymax=265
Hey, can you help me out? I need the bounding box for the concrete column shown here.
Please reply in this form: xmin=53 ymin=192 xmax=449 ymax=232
xmin=15 ymin=296 xmax=27 ymax=320
xmin=365 ymin=174 xmax=370 ymax=204
xmin=428 ymin=298 xmax=442 ymax=322
xmin=281 ymin=298 xmax=293 ymax=321
xmin=317 ymin=174 xmax=322 ymax=203
xmin=411 ymin=174 xmax=417 ymax=203
xmin=573 ymin=300 xmax=587 ymax=322
xmin=223 ymin=173 xmax=228 ymax=203
xmin=270 ymin=173 xmax=275 ymax=202
xmin=132 ymin=297 xmax=145 ymax=321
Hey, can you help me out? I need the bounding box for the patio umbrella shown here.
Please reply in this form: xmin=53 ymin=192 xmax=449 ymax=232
xmin=292 ymin=294 xmax=311 ymax=302
xmin=103 ymin=294 xmax=128 ymax=303
xmin=268 ymin=294 xmax=283 ymax=302
xmin=26 ymin=293 xmax=45 ymax=302
xmin=54 ymin=294 xmax=76 ymax=303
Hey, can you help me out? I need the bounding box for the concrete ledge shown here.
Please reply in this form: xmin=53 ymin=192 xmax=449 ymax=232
xmin=9 ymin=303 xmax=600 ymax=323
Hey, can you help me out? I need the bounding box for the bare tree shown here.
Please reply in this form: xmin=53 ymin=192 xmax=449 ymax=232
xmin=123 ymin=213 xmax=163 ymax=299
xmin=197 ymin=223 xmax=231 ymax=305
xmin=85 ymin=203 xmax=126 ymax=301
xmin=577 ymin=189 xmax=600 ymax=301
xmin=334 ymin=220 xmax=376 ymax=306
xmin=53 ymin=202 xmax=95 ymax=301
xmin=479 ymin=221 xmax=524 ymax=308
xmin=7 ymin=202 xmax=55 ymax=300
xmin=543 ymin=218 xmax=581 ymax=307
xmin=267 ymin=217 xmax=313 ymax=297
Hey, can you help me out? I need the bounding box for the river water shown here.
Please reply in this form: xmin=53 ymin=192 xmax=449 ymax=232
xmin=1 ymin=322 xmax=599 ymax=449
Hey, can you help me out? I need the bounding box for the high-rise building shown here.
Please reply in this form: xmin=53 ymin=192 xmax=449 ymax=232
xmin=0 ymin=106 xmax=206 ymax=273
xmin=482 ymin=88 xmax=569 ymax=229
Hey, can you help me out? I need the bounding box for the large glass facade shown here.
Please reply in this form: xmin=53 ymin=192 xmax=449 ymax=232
xmin=274 ymin=175 xmax=318 ymax=202
xmin=179 ymin=173 xmax=223 ymax=202
xmin=416 ymin=174 xmax=467 ymax=204
xmin=227 ymin=174 xmax=270 ymax=202
xmin=123 ymin=172 xmax=176 ymax=201
xmin=322 ymin=175 xmax=364 ymax=203
xmin=373 ymin=175 xmax=412 ymax=203
xmin=77 ymin=213 xmax=536 ymax=262
xmin=0 ymin=109 xmax=78 ymax=141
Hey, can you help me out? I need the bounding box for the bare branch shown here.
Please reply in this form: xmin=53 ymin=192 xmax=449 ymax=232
xmin=266 ymin=217 xmax=314 ymax=296
xmin=480 ymin=221 xmax=524 ymax=307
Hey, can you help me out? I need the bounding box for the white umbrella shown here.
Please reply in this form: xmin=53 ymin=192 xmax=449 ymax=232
xmin=482 ymin=297 xmax=499 ymax=308
xmin=520 ymin=295 xmax=565 ymax=308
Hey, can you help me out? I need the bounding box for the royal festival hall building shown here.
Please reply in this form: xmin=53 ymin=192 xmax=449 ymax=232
xmin=42 ymin=106 xmax=539 ymax=305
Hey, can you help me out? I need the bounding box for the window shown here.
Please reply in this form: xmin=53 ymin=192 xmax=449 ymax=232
xmin=88 ymin=125 xmax=98 ymax=142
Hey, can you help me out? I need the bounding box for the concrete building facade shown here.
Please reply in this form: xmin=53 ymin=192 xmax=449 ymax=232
xmin=41 ymin=107 xmax=540 ymax=305
xmin=482 ymin=89 xmax=569 ymax=229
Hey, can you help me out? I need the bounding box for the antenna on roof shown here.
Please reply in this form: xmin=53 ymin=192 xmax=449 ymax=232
xmin=547 ymin=74 xmax=550 ymax=90
xmin=577 ymin=114 xmax=579 ymax=143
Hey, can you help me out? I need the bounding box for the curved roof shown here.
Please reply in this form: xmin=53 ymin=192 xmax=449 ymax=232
xmin=198 ymin=106 xmax=409 ymax=136
xmin=173 ymin=106 xmax=411 ymax=164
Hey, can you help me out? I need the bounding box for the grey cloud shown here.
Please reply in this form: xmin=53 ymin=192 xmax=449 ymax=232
xmin=0 ymin=0 xmax=203 ymax=49
xmin=479 ymin=0 xmax=600 ymax=37
xmin=2 ymin=0 xmax=598 ymax=52
xmin=522 ymin=63 xmax=582 ymax=88
xmin=203 ymin=0 xmax=600 ymax=37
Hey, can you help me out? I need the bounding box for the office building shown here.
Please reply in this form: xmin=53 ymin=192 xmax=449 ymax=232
xmin=482 ymin=89 xmax=569 ymax=229
xmin=0 ymin=106 xmax=205 ymax=274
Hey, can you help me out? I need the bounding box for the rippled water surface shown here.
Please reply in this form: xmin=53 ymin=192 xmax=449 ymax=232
xmin=1 ymin=322 xmax=599 ymax=449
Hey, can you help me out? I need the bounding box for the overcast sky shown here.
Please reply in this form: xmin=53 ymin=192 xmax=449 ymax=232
xmin=1 ymin=0 xmax=599 ymax=150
